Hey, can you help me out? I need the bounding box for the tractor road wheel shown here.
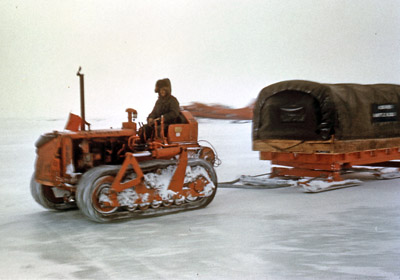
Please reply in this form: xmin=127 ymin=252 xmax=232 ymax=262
xmin=76 ymin=165 xmax=121 ymax=222
xmin=30 ymin=174 xmax=76 ymax=211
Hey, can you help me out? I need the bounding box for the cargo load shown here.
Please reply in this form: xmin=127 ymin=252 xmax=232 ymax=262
xmin=253 ymin=80 xmax=400 ymax=142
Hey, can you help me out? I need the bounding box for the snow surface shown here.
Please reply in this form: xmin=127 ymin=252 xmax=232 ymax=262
xmin=1 ymin=117 xmax=400 ymax=279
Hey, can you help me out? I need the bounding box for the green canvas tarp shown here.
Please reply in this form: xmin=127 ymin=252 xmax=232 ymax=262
xmin=253 ymin=80 xmax=400 ymax=141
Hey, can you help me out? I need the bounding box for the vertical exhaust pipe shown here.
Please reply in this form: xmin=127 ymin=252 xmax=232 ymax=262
xmin=76 ymin=67 xmax=86 ymax=131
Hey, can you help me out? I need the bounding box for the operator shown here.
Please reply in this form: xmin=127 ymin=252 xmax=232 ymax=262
xmin=140 ymin=78 xmax=180 ymax=141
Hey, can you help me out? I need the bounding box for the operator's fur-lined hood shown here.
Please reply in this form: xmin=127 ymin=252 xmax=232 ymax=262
xmin=155 ymin=78 xmax=172 ymax=96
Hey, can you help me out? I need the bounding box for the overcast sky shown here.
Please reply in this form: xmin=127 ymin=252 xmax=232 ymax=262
xmin=1 ymin=0 xmax=399 ymax=120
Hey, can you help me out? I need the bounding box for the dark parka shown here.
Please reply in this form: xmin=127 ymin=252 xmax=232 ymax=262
xmin=148 ymin=78 xmax=180 ymax=124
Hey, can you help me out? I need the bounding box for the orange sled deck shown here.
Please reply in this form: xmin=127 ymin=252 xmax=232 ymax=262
xmin=253 ymin=137 xmax=400 ymax=192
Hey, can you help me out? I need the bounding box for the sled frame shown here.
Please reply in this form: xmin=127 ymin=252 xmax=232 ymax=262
xmin=260 ymin=147 xmax=400 ymax=181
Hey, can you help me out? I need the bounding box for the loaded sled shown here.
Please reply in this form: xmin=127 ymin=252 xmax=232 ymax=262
xmin=252 ymin=80 xmax=400 ymax=192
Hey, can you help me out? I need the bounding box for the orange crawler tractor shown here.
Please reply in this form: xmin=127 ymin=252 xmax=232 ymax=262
xmin=31 ymin=69 xmax=218 ymax=222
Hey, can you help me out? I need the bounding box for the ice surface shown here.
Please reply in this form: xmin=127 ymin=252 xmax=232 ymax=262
xmin=1 ymin=117 xmax=400 ymax=279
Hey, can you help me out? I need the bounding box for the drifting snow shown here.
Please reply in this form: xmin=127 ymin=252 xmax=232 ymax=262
xmin=234 ymin=175 xmax=363 ymax=193
xmin=300 ymin=179 xmax=362 ymax=193
xmin=374 ymin=167 xmax=400 ymax=179
xmin=238 ymin=174 xmax=297 ymax=188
